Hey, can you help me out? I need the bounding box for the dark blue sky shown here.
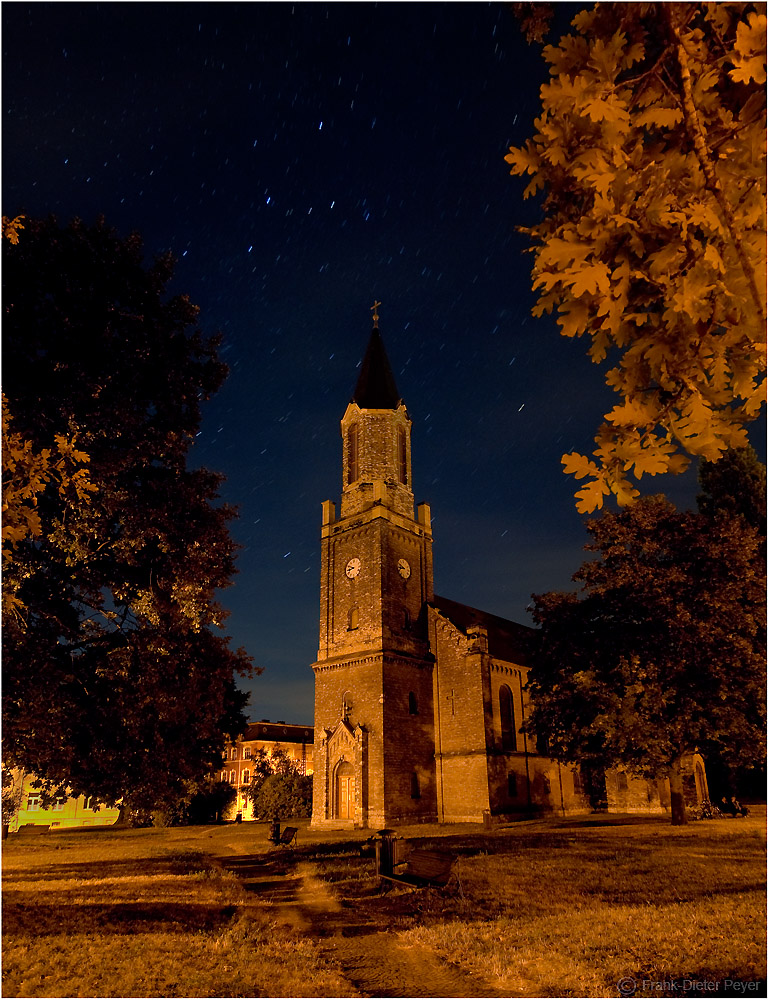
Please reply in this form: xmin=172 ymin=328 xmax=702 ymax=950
xmin=4 ymin=3 xmax=763 ymax=726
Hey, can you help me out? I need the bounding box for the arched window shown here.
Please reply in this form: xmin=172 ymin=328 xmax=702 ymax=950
xmin=410 ymin=771 xmax=421 ymax=799
xmin=499 ymin=684 xmax=515 ymax=751
xmin=348 ymin=607 xmax=359 ymax=630
xmin=347 ymin=423 xmax=359 ymax=484
xmin=242 ymin=770 xmax=250 ymax=785
xmin=408 ymin=691 xmax=418 ymax=715
xmin=229 ymin=770 xmax=236 ymax=784
xmin=397 ymin=426 xmax=407 ymax=484
xmin=342 ymin=691 xmax=353 ymax=720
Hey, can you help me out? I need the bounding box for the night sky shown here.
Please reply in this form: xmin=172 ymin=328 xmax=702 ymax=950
xmin=4 ymin=3 xmax=763 ymax=727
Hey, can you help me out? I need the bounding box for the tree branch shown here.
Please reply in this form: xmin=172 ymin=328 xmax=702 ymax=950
xmin=667 ymin=8 xmax=766 ymax=327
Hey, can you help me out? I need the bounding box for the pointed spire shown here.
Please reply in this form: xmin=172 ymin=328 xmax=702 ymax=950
xmin=352 ymin=313 xmax=401 ymax=409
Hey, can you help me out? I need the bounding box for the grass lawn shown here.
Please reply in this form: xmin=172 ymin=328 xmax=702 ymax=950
xmin=2 ymin=824 xmax=353 ymax=998
xmin=2 ymin=810 xmax=766 ymax=998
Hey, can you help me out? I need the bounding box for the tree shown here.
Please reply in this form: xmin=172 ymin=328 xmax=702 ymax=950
xmin=525 ymin=495 xmax=765 ymax=824
xmin=506 ymin=3 xmax=766 ymax=512
xmin=2 ymin=215 xmax=255 ymax=812
xmin=244 ymin=747 xmax=312 ymax=819
xmin=186 ymin=777 xmax=238 ymax=825
xmin=697 ymin=444 xmax=766 ymax=535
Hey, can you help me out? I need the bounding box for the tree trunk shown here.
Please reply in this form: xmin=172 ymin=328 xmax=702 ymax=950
xmin=114 ymin=803 xmax=130 ymax=827
xmin=668 ymin=758 xmax=688 ymax=826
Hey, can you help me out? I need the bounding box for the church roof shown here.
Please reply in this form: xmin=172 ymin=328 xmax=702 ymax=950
xmin=352 ymin=326 xmax=402 ymax=409
xmin=430 ymin=594 xmax=535 ymax=665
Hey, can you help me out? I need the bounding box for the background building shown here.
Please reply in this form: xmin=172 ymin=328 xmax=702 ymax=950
xmin=220 ymin=720 xmax=314 ymax=820
xmin=5 ymin=771 xmax=121 ymax=833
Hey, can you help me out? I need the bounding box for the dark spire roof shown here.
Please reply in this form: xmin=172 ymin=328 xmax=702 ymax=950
xmin=352 ymin=326 xmax=401 ymax=409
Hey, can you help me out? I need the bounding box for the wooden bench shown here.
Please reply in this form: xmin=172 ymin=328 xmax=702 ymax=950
xmin=379 ymin=847 xmax=456 ymax=888
xmin=277 ymin=826 xmax=298 ymax=848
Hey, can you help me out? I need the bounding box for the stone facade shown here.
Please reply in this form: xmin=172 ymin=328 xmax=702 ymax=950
xmin=311 ymin=324 xmax=709 ymax=828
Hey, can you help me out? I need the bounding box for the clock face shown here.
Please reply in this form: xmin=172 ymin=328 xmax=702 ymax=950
xmin=397 ymin=558 xmax=411 ymax=580
xmin=345 ymin=557 xmax=361 ymax=579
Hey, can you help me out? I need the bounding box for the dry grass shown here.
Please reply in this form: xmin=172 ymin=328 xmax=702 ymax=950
xmin=2 ymin=826 xmax=352 ymax=998
xmin=391 ymin=816 xmax=767 ymax=997
xmin=3 ymin=813 xmax=766 ymax=998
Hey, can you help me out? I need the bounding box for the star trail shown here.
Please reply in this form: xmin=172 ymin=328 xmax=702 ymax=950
xmin=5 ymin=2 xmax=758 ymax=724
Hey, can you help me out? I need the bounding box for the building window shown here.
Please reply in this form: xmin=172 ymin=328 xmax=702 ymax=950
xmin=229 ymin=770 xmax=236 ymax=784
xmin=232 ymin=747 xmax=239 ymax=761
xmin=84 ymin=797 xmax=94 ymax=811
xmin=26 ymin=795 xmax=41 ymax=811
xmin=242 ymin=770 xmax=250 ymax=785
xmin=397 ymin=426 xmax=407 ymax=484
xmin=347 ymin=423 xmax=359 ymax=484
xmin=499 ymin=684 xmax=515 ymax=751
xmin=542 ymin=775 xmax=551 ymax=795
xmin=244 ymin=747 xmax=251 ymax=759
xmin=52 ymin=798 xmax=66 ymax=811
xmin=573 ymin=769 xmax=583 ymax=795
xmin=348 ymin=607 xmax=359 ymax=630
xmin=411 ymin=772 xmax=421 ymax=799
xmin=404 ymin=608 xmax=411 ymax=629
xmin=508 ymin=772 xmax=517 ymax=797
xmin=408 ymin=691 xmax=418 ymax=715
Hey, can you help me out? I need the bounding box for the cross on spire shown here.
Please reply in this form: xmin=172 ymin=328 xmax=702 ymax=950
xmin=371 ymin=300 xmax=381 ymax=327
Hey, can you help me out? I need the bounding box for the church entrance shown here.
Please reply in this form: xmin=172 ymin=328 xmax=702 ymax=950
xmin=335 ymin=761 xmax=355 ymax=820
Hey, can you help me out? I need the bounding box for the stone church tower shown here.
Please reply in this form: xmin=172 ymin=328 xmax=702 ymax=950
xmin=311 ymin=317 xmax=438 ymax=827
xmin=311 ymin=316 xmax=709 ymax=828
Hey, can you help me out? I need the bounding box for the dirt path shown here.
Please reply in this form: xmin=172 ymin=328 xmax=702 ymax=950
xmin=218 ymin=851 xmax=508 ymax=998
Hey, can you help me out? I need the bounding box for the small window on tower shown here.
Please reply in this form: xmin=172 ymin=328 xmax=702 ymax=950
xmin=348 ymin=607 xmax=359 ymax=630
xmin=408 ymin=691 xmax=418 ymax=715
xmin=397 ymin=426 xmax=407 ymax=484
xmin=411 ymin=771 xmax=421 ymax=799
xmin=508 ymin=772 xmax=517 ymax=797
xmin=347 ymin=423 xmax=359 ymax=484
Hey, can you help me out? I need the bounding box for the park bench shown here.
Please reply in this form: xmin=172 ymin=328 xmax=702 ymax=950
xmin=277 ymin=826 xmax=298 ymax=848
xmin=378 ymin=845 xmax=457 ymax=889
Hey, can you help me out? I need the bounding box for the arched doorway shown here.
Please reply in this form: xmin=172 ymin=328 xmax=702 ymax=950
xmin=335 ymin=760 xmax=355 ymax=820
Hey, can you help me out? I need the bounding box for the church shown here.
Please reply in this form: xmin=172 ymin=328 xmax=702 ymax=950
xmin=311 ymin=315 xmax=708 ymax=828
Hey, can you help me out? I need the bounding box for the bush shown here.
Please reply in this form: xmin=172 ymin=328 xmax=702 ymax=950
xmin=254 ymin=772 xmax=312 ymax=819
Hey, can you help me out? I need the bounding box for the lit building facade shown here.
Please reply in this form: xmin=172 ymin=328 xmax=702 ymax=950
xmin=220 ymin=720 xmax=314 ymax=820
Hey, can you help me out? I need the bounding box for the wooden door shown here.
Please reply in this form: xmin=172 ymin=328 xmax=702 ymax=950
xmin=336 ymin=762 xmax=355 ymax=819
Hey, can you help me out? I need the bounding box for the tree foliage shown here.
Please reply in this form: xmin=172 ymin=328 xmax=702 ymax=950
xmin=525 ymin=494 xmax=765 ymax=823
xmin=506 ymin=3 xmax=766 ymax=512
xmin=697 ymin=444 xmax=766 ymax=534
xmin=2 ymin=216 xmax=255 ymax=811
xmin=186 ymin=777 xmax=238 ymax=825
xmin=245 ymin=747 xmax=312 ymax=819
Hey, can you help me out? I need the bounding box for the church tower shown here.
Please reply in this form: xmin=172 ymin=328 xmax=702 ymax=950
xmin=311 ymin=311 xmax=438 ymax=827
